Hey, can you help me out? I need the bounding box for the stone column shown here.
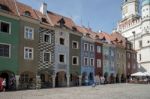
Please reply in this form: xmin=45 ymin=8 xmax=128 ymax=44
xmin=15 ymin=75 xmax=20 ymax=90
xmin=79 ymin=75 xmax=82 ymax=86
xmin=52 ymin=75 xmax=56 ymax=88
xmin=67 ymin=75 xmax=70 ymax=87
xmin=36 ymin=75 xmax=41 ymax=89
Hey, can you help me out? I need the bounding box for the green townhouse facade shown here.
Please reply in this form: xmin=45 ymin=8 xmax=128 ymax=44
xmin=69 ymin=29 xmax=82 ymax=86
xmin=0 ymin=0 xmax=20 ymax=90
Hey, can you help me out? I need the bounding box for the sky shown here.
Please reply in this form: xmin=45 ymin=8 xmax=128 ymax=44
xmin=18 ymin=0 xmax=123 ymax=33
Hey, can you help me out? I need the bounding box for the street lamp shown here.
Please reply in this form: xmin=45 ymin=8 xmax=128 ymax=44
xmin=132 ymin=31 xmax=135 ymax=50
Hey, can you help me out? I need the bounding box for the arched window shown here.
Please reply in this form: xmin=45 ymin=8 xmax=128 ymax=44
xmin=23 ymin=11 xmax=31 ymax=17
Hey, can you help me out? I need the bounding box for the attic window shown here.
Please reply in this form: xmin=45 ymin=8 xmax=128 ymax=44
xmin=72 ymin=26 xmax=77 ymax=31
xmin=41 ymin=18 xmax=48 ymax=23
xmin=119 ymin=40 xmax=123 ymax=43
xmin=95 ymin=35 xmax=99 ymax=39
xmin=86 ymin=33 xmax=90 ymax=37
xmin=0 ymin=4 xmax=10 ymax=11
xmin=115 ymin=38 xmax=118 ymax=42
xmin=58 ymin=18 xmax=65 ymax=27
xmin=23 ymin=11 xmax=31 ymax=17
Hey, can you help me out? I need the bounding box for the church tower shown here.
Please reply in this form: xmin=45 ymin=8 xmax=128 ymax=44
xmin=122 ymin=0 xmax=139 ymax=19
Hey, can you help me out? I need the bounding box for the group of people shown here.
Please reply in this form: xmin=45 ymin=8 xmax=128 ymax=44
xmin=0 ymin=77 xmax=6 ymax=92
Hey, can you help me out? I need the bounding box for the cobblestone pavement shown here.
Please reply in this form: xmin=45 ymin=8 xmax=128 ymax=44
xmin=0 ymin=84 xmax=150 ymax=99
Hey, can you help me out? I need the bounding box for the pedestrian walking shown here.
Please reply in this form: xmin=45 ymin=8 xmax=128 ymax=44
xmin=2 ymin=78 xmax=6 ymax=92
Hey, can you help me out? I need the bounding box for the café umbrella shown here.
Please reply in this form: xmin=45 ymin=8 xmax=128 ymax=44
xmin=131 ymin=72 xmax=147 ymax=77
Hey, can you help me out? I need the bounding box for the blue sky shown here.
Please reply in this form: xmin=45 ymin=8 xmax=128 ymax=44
xmin=18 ymin=0 xmax=122 ymax=33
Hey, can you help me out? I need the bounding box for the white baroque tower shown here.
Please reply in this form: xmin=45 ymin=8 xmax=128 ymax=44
xmin=117 ymin=0 xmax=150 ymax=72
xmin=122 ymin=0 xmax=139 ymax=19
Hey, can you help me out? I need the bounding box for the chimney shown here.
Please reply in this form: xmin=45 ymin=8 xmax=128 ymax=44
xmin=40 ymin=2 xmax=47 ymax=15
xmin=98 ymin=30 xmax=102 ymax=33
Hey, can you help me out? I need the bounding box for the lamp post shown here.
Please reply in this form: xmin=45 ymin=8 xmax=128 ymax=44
xmin=132 ymin=31 xmax=135 ymax=50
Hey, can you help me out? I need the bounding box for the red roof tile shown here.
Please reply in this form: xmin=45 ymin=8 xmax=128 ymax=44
xmin=16 ymin=2 xmax=38 ymax=20
xmin=0 ymin=0 xmax=18 ymax=16
xmin=34 ymin=10 xmax=52 ymax=26
xmin=47 ymin=11 xmax=76 ymax=30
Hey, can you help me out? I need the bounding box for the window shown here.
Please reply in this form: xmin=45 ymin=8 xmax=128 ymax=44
xmin=72 ymin=41 xmax=78 ymax=49
xmin=139 ymin=40 xmax=142 ymax=48
xmin=84 ymin=57 xmax=88 ymax=66
xmin=59 ymin=54 xmax=65 ymax=63
xmin=24 ymin=47 xmax=33 ymax=60
xmin=43 ymin=52 xmax=51 ymax=62
xmin=23 ymin=11 xmax=31 ymax=17
xmin=139 ymin=54 xmax=141 ymax=61
xmin=97 ymin=59 xmax=101 ymax=68
xmin=43 ymin=34 xmax=51 ymax=43
xmin=0 ymin=4 xmax=10 ymax=11
xmin=90 ymin=44 xmax=94 ymax=52
xmin=90 ymin=58 xmax=94 ymax=66
xmin=60 ymin=38 xmax=65 ymax=45
xmin=84 ymin=43 xmax=88 ymax=51
xmin=111 ymin=50 xmax=114 ymax=56
xmin=128 ymin=62 xmax=130 ymax=69
xmin=24 ymin=26 xmax=34 ymax=40
xmin=41 ymin=18 xmax=48 ymax=23
xmin=97 ymin=46 xmax=101 ymax=53
xmin=72 ymin=56 xmax=78 ymax=65
xmin=127 ymin=53 xmax=130 ymax=58
xmin=20 ymin=74 xmax=29 ymax=83
xmin=0 ymin=21 xmax=11 ymax=33
xmin=0 ymin=44 xmax=10 ymax=57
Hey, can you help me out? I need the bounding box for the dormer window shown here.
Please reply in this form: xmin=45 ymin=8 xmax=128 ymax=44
xmin=0 ymin=4 xmax=10 ymax=12
xmin=23 ymin=11 xmax=31 ymax=17
xmin=41 ymin=18 xmax=48 ymax=23
xmin=72 ymin=26 xmax=77 ymax=31
xmin=95 ymin=35 xmax=99 ymax=39
xmin=86 ymin=33 xmax=90 ymax=37
xmin=58 ymin=18 xmax=65 ymax=27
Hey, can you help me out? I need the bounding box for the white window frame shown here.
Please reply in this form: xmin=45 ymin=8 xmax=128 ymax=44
xmin=72 ymin=56 xmax=79 ymax=65
xmin=0 ymin=20 xmax=11 ymax=34
xmin=84 ymin=57 xmax=88 ymax=66
xmin=90 ymin=58 xmax=94 ymax=66
xmin=24 ymin=26 xmax=34 ymax=40
xmin=43 ymin=33 xmax=51 ymax=44
xmin=84 ymin=43 xmax=88 ymax=51
xmin=43 ymin=51 xmax=51 ymax=63
xmin=59 ymin=53 xmax=66 ymax=64
xmin=24 ymin=47 xmax=34 ymax=60
xmin=90 ymin=44 xmax=94 ymax=52
xmin=72 ymin=41 xmax=79 ymax=49
xmin=97 ymin=46 xmax=101 ymax=53
xmin=0 ymin=43 xmax=11 ymax=58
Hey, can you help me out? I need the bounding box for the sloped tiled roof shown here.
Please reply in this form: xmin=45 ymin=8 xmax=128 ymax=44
xmin=0 ymin=0 xmax=18 ymax=16
xmin=111 ymin=32 xmax=126 ymax=47
xmin=98 ymin=32 xmax=112 ymax=41
xmin=47 ymin=11 xmax=76 ymax=30
xmin=34 ymin=10 xmax=52 ymax=26
xmin=16 ymin=2 xmax=38 ymax=20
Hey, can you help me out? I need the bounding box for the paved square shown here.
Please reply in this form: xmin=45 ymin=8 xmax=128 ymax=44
xmin=0 ymin=84 xmax=150 ymax=99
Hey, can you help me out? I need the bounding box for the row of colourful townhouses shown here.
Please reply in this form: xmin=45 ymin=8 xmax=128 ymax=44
xmin=0 ymin=0 xmax=138 ymax=90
